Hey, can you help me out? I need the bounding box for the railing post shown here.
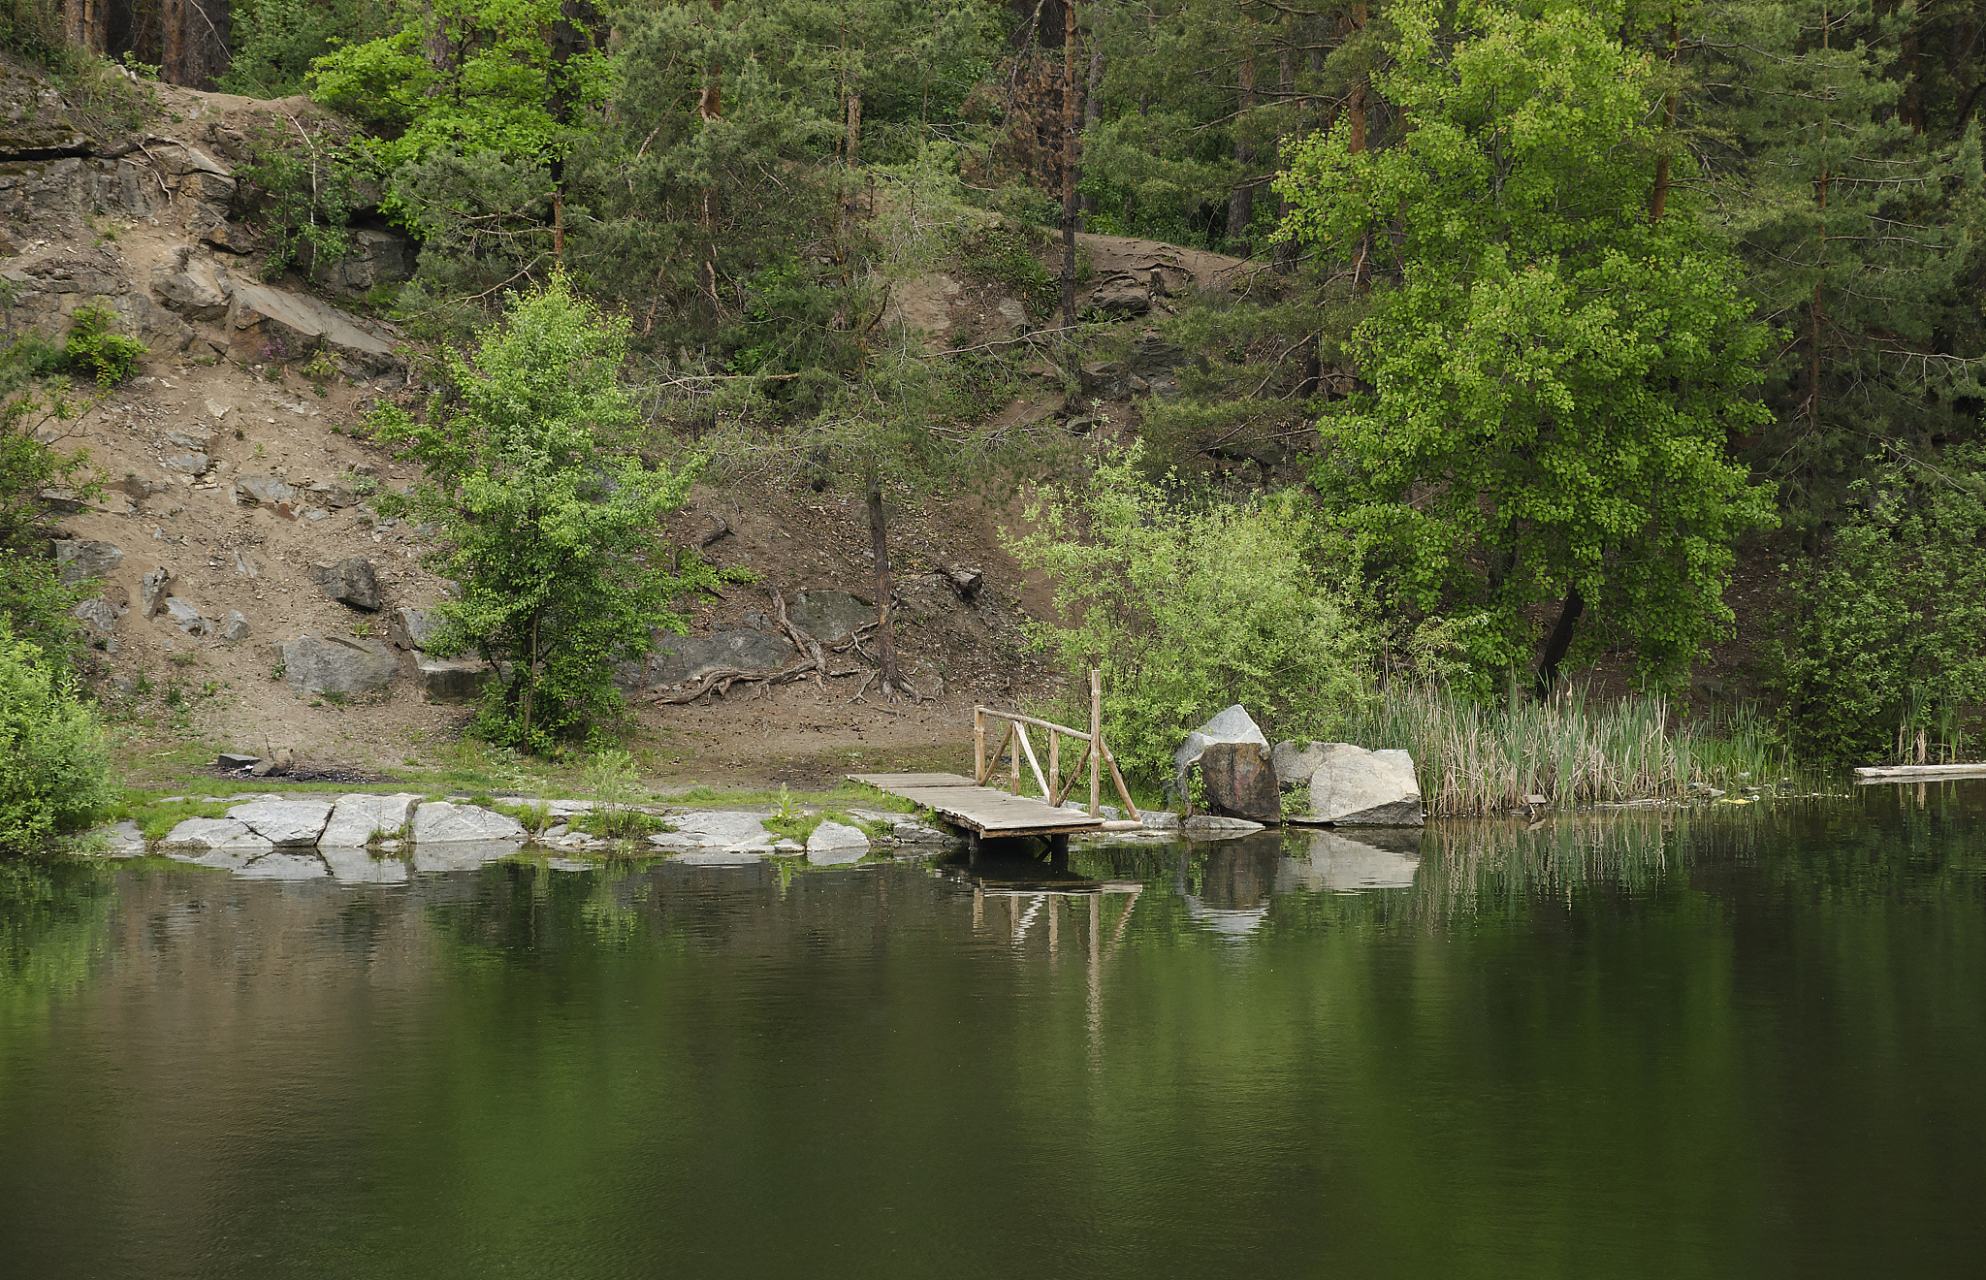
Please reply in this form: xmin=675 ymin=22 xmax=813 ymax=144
xmin=1010 ymin=723 xmax=1021 ymax=794
xmin=974 ymin=706 xmax=986 ymax=785
xmin=1048 ymin=727 xmax=1060 ymax=806
xmin=1089 ymin=668 xmax=1102 ymax=816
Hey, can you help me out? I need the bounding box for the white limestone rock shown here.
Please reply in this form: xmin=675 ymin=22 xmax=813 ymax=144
xmin=806 ymin=820 xmax=870 ymax=865
xmin=410 ymin=802 xmax=527 ymax=844
xmin=227 ymin=799 xmax=333 ymax=847
xmin=1304 ymin=745 xmax=1424 ymax=826
xmin=160 ymin=817 xmax=274 ymax=854
xmin=321 ymin=792 xmax=422 ymax=847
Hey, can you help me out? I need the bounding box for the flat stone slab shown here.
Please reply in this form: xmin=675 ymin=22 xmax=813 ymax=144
xmin=227 ymin=799 xmax=333 ymax=847
xmin=321 ymin=792 xmax=421 ymax=847
xmin=672 ymin=850 xmax=768 ymax=867
xmin=649 ymin=811 xmax=775 ymax=851
xmin=1181 ymin=814 xmax=1265 ymax=840
xmin=410 ymin=801 xmax=527 ymax=844
xmin=160 ymin=817 xmax=276 ymax=854
xmin=93 ymin=820 xmax=147 ymax=857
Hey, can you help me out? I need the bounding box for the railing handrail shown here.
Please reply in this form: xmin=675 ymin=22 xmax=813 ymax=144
xmin=973 ymin=706 xmax=1093 ymax=742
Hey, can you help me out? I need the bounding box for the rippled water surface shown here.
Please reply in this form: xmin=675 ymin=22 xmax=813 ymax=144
xmin=3 ymin=785 xmax=1984 ymax=1279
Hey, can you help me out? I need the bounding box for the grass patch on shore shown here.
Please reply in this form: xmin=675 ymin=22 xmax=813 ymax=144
xmin=1335 ymin=686 xmax=1793 ymax=817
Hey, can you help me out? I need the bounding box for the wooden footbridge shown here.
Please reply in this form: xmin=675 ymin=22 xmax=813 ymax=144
xmin=852 ymin=672 xmax=1145 ymax=852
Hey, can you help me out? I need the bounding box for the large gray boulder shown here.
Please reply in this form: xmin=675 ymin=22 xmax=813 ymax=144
xmin=225 ymin=280 xmax=400 ymax=373
xmin=226 ymin=799 xmax=333 ymax=848
xmin=649 ymin=629 xmax=796 ymax=687
xmin=150 ymin=251 xmax=231 ymax=320
xmin=282 ymin=634 xmax=399 ymax=696
xmin=410 ymin=802 xmax=527 ymax=844
xmin=306 ymin=228 xmax=414 ymax=295
xmin=1200 ymin=741 xmax=1281 ymax=824
xmin=645 ymin=811 xmax=776 ymax=852
xmin=1305 ymin=744 xmax=1424 ymax=826
xmin=73 ymin=597 xmax=119 ymax=636
xmin=321 ymin=792 xmax=422 ymax=847
xmin=1174 ymin=705 xmax=1269 ymax=800
xmin=235 ymin=474 xmax=297 ymax=506
xmin=54 ymin=539 xmax=122 ymax=585
xmin=309 ymin=557 xmax=381 ymax=610
xmin=788 ymin=590 xmax=873 ymax=642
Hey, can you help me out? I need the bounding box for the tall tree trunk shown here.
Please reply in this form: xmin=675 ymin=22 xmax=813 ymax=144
xmin=1272 ymin=27 xmax=1299 ymax=275
xmin=1227 ymin=24 xmax=1257 ymax=254
xmin=161 ymin=0 xmax=187 ymax=85
xmin=1059 ymin=0 xmax=1081 ymax=328
xmin=1534 ymin=586 xmax=1584 ymax=698
xmin=866 ymin=470 xmax=900 ymax=698
xmin=1078 ymin=38 xmax=1103 ymax=221
xmin=1650 ymin=10 xmax=1678 ymax=221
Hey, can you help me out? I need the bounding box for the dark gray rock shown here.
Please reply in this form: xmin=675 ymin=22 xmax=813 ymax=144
xmin=1173 ymin=704 xmax=1269 ymax=800
xmin=282 ymin=634 xmax=398 ymax=696
xmin=788 ymin=590 xmax=873 ymax=642
xmin=54 ymin=539 xmax=122 ymax=585
xmin=73 ymin=597 xmax=119 ymax=636
xmin=1200 ymin=741 xmax=1282 ymax=824
xmin=162 ymin=449 xmax=209 ymax=475
xmin=217 ymin=752 xmax=259 ymax=770
xmin=649 ymin=629 xmax=797 ymax=687
xmin=1083 ymin=273 xmax=1151 ymax=318
xmin=164 ymin=597 xmax=208 ymax=635
xmin=222 ymin=611 xmax=250 ymax=643
xmin=308 ymin=556 xmax=381 ymax=610
xmin=417 ymin=656 xmax=487 ymax=703
xmin=139 ymin=566 xmax=171 ymax=617
xmin=234 ymin=474 xmax=296 ymax=506
xmin=389 ymin=605 xmax=440 ymax=650
xmin=306 ymin=228 xmax=414 ymax=295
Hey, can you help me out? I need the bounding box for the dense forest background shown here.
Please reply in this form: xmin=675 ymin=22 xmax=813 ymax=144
xmin=7 ymin=0 xmax=1986 ymax=772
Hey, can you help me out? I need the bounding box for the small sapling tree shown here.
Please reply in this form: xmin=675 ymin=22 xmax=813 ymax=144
xmin=371 ymin=276 xmax=728 ymax=753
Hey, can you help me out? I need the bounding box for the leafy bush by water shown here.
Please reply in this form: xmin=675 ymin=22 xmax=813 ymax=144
xmin=1011 ymin=446 xmax=1375 ymax=787
xmin=0 ymin=619 xmax=116 ymax=851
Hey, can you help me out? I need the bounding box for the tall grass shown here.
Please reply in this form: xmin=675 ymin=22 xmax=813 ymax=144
xmin=1333 ymin=685 xmax=1791 ymax=817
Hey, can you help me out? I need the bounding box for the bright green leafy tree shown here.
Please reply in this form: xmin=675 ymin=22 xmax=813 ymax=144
xmin=370 ymin=275 xmax=728 ymax=753
xmin=1277 ymin=0 xmax=1775 ymax=696
xmin=1012 ymin=444 xmax=1374 ymax=788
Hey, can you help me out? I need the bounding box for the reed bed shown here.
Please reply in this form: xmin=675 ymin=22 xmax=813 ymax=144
xmin=1333 ymin=685 xmax=1790 ymax=818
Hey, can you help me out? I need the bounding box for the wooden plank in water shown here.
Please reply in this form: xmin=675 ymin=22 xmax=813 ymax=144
xmin=1854 ymin=763 xmax=1986 ymax=782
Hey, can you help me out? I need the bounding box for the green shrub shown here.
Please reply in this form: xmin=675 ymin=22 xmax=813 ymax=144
xmin=62 ymin=307 xmax=145 ymax=386
xmin=0 ymin=618 xmax=117 ymax=852
xmin=1775 ymin=444 xmax=1986 ymax=765
xmin=1010 ymin=445 xmax=1376 ymax=788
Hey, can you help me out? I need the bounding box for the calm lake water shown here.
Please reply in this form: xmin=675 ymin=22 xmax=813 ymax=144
xmin=3 ymin=785 xmax=1983 ymax=1279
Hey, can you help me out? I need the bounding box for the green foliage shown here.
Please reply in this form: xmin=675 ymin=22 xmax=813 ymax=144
xmin=576 ymin=748 xmax=662 ymax=838
xmin=0 ymin=618 xmax=116 ymax=852
xmin=222 ymin=0 xmax=388 ymax=98
xmin=1696 ymin=1 xmax=1986 ymax=530
xmin=0 ymin=0 xmax=64 ymax=65
xmin=1011 ymin=445 xmax=1374 ymax=788
xmin=1775 ymin=445 xmax=1986 ymax=765
xmin=370 ymin=276 xmax=731 ymax=753
xmin=1277 ymin=0 xmax=1775 ymax=690
xmin=308 ymin=0 xmax=611 ymax=174
xmin=234 ymin=121 xmax=379 ymax=281
xmin=61 ymin=307 xmax=145 ymax=387
xmin=0 ymin=366 xmax=97 ymax=669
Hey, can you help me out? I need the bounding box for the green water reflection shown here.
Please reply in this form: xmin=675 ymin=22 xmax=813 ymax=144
xmin=1 ymin=786 xmax=1982 ymax=1279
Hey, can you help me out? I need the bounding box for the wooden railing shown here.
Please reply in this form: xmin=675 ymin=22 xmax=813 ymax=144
xmin=973 ymin=669 xmax=1141 ymax=820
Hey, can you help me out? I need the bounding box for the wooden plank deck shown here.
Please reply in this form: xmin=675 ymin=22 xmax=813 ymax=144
xmin=848 ymin=772 xmax=1107 ymax=837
